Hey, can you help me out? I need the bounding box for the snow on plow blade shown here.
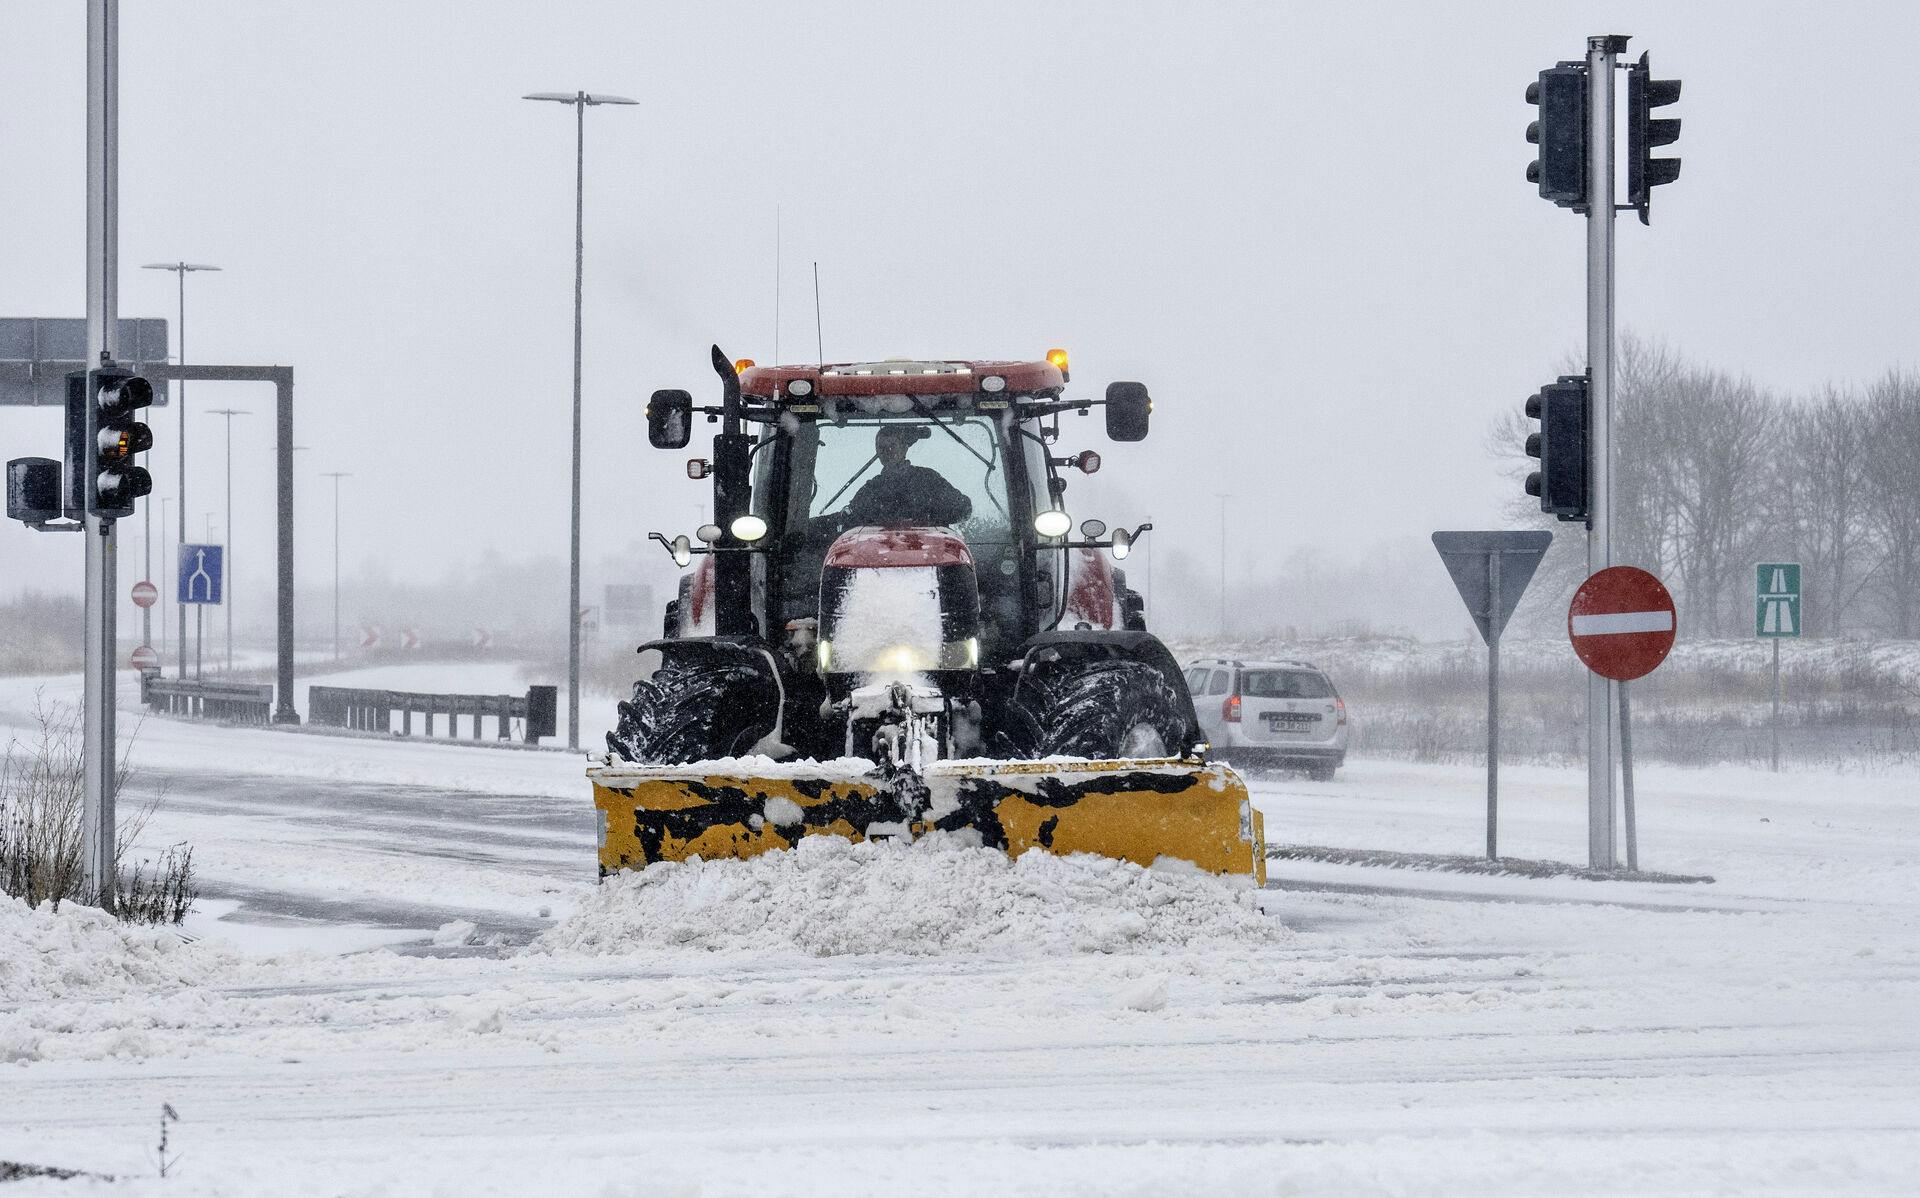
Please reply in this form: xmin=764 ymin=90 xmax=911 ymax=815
xmin=590 ymin=757 xmax=1266 ymax=883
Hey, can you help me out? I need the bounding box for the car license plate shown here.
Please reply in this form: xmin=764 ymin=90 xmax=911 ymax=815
xmin=1263 ymin=712 xmax=1317 ymax=727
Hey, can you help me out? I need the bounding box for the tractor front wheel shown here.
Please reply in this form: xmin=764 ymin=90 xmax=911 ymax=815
xmin=606 ymin=656 xmax=777 ymax=764
xmin=1028 ymin=659 xmax=1190 ymax=760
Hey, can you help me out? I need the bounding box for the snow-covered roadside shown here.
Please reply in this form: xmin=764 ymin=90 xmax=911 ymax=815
xmin=2 ymin=664 xmax=1917 ymax=1194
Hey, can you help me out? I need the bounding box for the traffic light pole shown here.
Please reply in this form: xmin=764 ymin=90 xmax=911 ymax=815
xmin=83 ymin=0 xmax=121 ymax=907
xmin=1584 ymin=34 xmax=1626 ymax=870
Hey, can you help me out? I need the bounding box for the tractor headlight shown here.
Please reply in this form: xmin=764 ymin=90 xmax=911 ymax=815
xmin=817 ymin=639 xmax=832 ymax=672
xmin=1034 ymin=509 xmax=1072 ymax=539
xmin=872 ymin=644 xmax=935 ymax=673
xmin=731 ymin=514 xmax=769 ymax=542
xmin=670 ymin=535 xmax=692 ymax=568
xmin=1110 ymin=527 xmax=1132 ymax=560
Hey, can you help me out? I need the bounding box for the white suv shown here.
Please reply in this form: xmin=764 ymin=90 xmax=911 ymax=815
xmin=1184 ymin=658 xmax=1349 ymax=780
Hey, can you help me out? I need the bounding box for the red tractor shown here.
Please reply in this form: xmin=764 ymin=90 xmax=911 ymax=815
xmin=592 ymin=346 xmax=1263 ymax=880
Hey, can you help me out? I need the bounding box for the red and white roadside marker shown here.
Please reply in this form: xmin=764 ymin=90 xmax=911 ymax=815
xmin=1568 ymin=566 xmax=1677 ymax=681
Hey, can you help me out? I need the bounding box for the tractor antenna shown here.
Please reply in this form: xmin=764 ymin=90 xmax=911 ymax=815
xmin=812 ymin=261 xmax=824 ymax=369
xmin=773 ymin=206 xmax=781 ymax=367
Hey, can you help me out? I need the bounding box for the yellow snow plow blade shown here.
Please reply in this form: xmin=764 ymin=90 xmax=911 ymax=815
xmin=591 ymin=757 xmax=1265 ymax=883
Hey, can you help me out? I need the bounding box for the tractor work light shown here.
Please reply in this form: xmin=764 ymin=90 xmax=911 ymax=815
xmin=787 ymin=379 xmax=814 ymax=397
xmin=980 ymin=375 xmax=1006 ymax=394
xmin=1080 ymin=518 xmax=1108 ymax=539
xmin=1034 ymin=508 xmax=1072 ymax=539
xmin=730 ymin=514 xmax=768 ymax=542
xmin=1075 ymin=450 xmax=1101 ymax=474
xmin=696 ymin=523 xmax=722 ymax=543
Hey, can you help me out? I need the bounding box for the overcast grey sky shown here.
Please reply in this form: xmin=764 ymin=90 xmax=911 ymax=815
xmin=5 ymin=2 xmax=1918 ymax=634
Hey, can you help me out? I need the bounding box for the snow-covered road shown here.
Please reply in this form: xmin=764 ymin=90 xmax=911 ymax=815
xmin=2 ymin=670 xmax=1917 ymax=1194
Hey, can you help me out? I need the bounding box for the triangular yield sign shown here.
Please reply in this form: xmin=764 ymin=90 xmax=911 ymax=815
xmin=1432 ymin=530 xmax=1554 ymax=644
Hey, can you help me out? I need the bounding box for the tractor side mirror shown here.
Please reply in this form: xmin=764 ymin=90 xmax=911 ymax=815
xmin=1105 ymin=381 xmax=1151 ymax=442
xmin=648 ymin=389 xmax=693 ymax=449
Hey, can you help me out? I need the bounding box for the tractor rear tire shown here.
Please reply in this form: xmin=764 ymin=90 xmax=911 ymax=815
xmin=606 ymin=656 xmax=777 ymax=764
xmin=1028 ymin=659 xmax=1190 ymax=760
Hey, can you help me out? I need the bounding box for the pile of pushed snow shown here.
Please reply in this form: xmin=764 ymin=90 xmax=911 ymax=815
xmin=0 ymin=892 xmax=231 ymax=1004
xmin=532 ymin=835 xmax=1284 ymax=958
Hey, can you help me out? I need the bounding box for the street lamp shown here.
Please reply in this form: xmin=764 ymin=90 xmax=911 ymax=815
xmin=1215 ymin=493 xmax=1232 ymax=637
xmin=523 ymin=89 xmax=636 ymax=751
xmin=141 ymin=260 xmax=221 ymax=679
xmin=208 ymin=407 xmax=250 ymax=673
xmin=320 ymin=472 xmax=351 ymax=663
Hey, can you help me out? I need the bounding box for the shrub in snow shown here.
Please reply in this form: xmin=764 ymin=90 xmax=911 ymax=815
xmin=0 ymin=698 xmax=197 ymax=923
xmin=531 ymin=835 xmax=1285 ymax=959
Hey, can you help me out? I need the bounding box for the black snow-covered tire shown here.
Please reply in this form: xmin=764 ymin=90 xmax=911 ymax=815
xmin=605 ymin=656 xmax=777 ymax=764
xmin=1028 ymin=659 xmax=1191 ymax=760
xmin=1306 ymin=762 xmax=1338 ymax=783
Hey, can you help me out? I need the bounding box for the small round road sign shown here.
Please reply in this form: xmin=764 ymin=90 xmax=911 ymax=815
xmin=1569 ymin=566 xmax=1677 ymax=681
xmin=129 ymin=644 xmax=159 ymax=671
xmin=131 ymin=580 xmax=158 ymax=609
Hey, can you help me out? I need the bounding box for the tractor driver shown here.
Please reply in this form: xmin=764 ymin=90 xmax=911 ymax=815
xmin=845 ymin=424 xmax=973 ymax=529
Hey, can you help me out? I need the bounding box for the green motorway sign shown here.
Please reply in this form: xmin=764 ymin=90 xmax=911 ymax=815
xmin=1756 ymin=562 xmax=1801 ymax=637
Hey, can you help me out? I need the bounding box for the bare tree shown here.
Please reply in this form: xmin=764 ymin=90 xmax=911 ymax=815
xmin=1861 ymin=372 xmax=1920 ymax=637
xmin=1773 ymin=389 xmax=1873 ymax=635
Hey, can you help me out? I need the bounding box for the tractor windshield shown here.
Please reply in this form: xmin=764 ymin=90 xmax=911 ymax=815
xmin=799 ymin=416 xmax=1012 ymax=541
xmin=761 ymin=414 xmax=1029 ymax=646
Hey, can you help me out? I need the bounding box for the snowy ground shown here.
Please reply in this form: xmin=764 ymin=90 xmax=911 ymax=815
xmin=2 ymin=665 xmax=1918 ymax=1194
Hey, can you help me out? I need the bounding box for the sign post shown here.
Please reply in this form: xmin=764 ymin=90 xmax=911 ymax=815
xmin=1569 ymin=566 xmax=1677 ymax=870
xmin=1756 ymin=563 xmax=1801 ymax=772
xmin=1432 ymin=530 xmax=1553 ymax=860
xmin=178 ymin=543 xmax=223 ymax=681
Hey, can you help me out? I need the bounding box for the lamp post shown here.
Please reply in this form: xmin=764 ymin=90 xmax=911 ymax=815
xmin=208 ymin=408 xmax=249 ymax=672
xmin=140 ymin=260 xmax=221 ymax=679
xmin=523 ymin=89 xmax=636 ymax=751
xmin=1215 ymin=493 xmax=1232 ymax=638
xmin=320 ymin=472 xmax=351 ymax=662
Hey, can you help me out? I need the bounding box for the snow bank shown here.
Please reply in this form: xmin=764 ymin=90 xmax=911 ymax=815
xmin=532 ymin=835 xmax=1284 ymax=958
xmin=0 ymin=893 xmax=233 ymax=1005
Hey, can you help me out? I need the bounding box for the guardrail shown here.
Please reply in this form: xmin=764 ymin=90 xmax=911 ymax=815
xmin=141 ymin=675 xmax=276 ymax=725
xmin=307 ymin=684 xmax=558 ymax=745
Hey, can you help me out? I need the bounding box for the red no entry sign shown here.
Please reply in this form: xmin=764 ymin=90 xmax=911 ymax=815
xmin=129 ymin=644 xmax=159 ymax=671
xmin=1568 ymin=566 xmax=1677 ymax=681
xmin=131 ymin=580 xmax=158 ymax=609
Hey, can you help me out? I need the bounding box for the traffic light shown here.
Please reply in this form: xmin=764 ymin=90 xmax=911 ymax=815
xmin=1626 ymin=51 xmax=1682 ymax=225
xmin=1523 ymin=374 xmax=1589 ymax=522
xmin=67 ymin=365 xmax=154 ymax=519
xmin=1526 ymin=63 xmax=1586 ymax=209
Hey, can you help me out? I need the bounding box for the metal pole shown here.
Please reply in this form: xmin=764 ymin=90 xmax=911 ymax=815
xmin=1584 ymin=34 xmax=1626 ymax=870
xmin=322 ymin=473 xmax=349 ymax=661
xmin=176 ymin=268 xmax=186 ymax=677
xmin=1771 ymin=638 xmax=1781 ymax=772
xmin=141 ymin=452 xmax=150 ymax=650
xmin=275 ymin=380 xmax=296 ymax=722
xmin=1216 ymin=494 xmax=1230 ymax=638
xmin=208 ymin=409 xmax=248 ymax=672
xmin=1620 ymin=679 xmax=1638 ymax=871
xmin=158 ymin=496 xmax=169 ymax=654
xmin=82 ymin=0 xmax=121 ymax=908
xmin=224 ymin=412 xmax=233 ymax=672
xmin=1486 ymin=551 xmax=1501 ymax=860
xmin=567 ymin=94 xmax=585 ymax=751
